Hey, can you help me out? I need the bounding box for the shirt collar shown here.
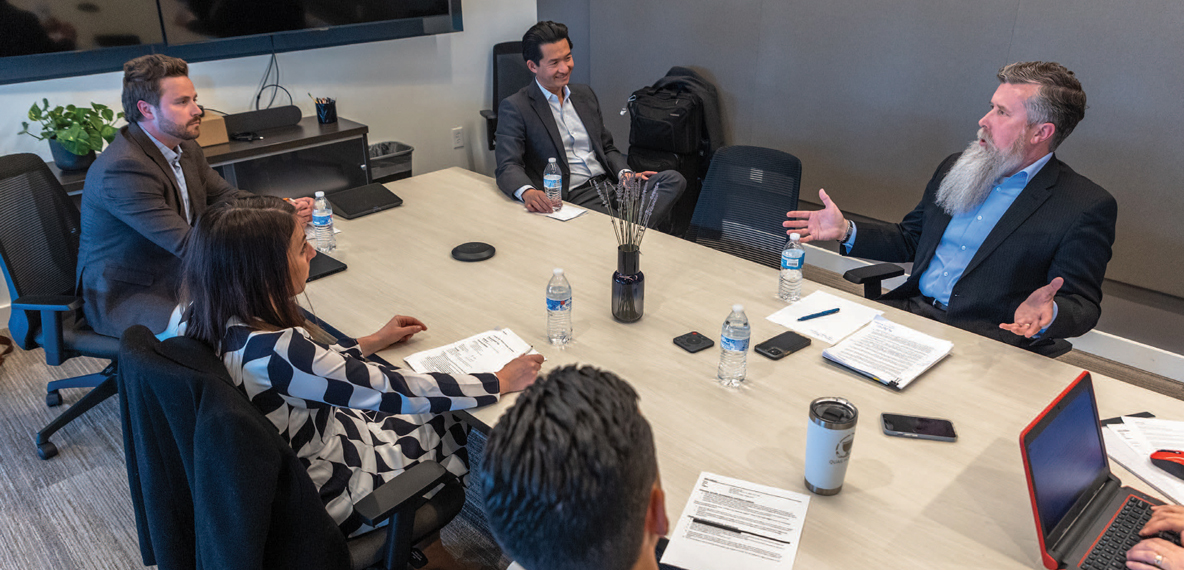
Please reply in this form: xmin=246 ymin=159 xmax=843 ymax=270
xmin=142 ymin=127 xmax=183 ymax=164
xmin=1005 ymin=152 xmax=1053 ymax=186
xmin=536 ymin=79 xmax=570 ymax=105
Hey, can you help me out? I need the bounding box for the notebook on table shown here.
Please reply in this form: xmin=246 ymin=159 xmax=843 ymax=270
xmin=326 ymin=183 xmax=402 ymax=220
xmin=1020 ymin=371 xmax=1163 ymax=570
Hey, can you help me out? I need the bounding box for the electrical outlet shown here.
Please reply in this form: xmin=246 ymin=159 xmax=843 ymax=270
xmin=452 ymin=127 xmax=464 ymax=149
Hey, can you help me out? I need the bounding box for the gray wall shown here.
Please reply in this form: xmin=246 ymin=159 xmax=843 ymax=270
xmin=567 ymin=0 xmax=1184 ymax=298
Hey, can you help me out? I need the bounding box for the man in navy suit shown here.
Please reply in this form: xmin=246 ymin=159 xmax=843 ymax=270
xmin=785 ymin=62 xmax=1117 ymax=353
xmin=494 ymin=21 xmax=685 ymax=228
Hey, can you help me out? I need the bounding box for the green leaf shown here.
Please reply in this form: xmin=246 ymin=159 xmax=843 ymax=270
xmin=28 ymin=104 xmax=42 ymax=121
xmin=102 ymin=108 xmax=114 ymax=122
xmin=100 ymin=124 xmax=117 ymax=143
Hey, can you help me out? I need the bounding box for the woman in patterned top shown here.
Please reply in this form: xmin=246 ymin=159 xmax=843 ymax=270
xmin=172 ymin=197 xmax=543 ymax=537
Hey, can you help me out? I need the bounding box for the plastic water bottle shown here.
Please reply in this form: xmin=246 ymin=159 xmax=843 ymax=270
xmin=546 ymin=268 xmax=572 ymax=345
xmin=312 ymin=191 xmax=336 ymax=253
xmin=717 ymin=304 xmax=751 ymax=387
xmin=543 ymin=158 xmax=562 ymax=211
xmin=780 ymin=233 xmax=804 ymax=302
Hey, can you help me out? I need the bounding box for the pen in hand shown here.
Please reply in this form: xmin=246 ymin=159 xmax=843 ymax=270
xmin=798 ymin=308 xmax=840 ymax=321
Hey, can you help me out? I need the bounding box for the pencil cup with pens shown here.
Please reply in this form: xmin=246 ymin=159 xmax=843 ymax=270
xmin=312 ymin=95 xmax=337 ymax=124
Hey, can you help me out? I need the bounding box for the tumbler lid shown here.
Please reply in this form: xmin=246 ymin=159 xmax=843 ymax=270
xmin=809 ymin=397 xmax=858 ymax=430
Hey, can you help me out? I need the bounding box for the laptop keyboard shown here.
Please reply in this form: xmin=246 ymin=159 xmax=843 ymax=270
xmin=1080 ymin=496 xmax=1152 ymax=570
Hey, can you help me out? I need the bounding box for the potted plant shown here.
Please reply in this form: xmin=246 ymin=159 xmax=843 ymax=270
xmin=18 ymin=99 xmax=124 ymax=171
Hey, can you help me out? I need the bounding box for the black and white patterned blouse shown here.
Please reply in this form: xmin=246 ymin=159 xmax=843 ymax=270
xmin=165 ymin=311 xmax=500 ymax=537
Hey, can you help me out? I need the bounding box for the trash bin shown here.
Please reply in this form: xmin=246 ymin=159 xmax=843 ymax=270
xmin=368 ymin=141 xmax=413 ymax=184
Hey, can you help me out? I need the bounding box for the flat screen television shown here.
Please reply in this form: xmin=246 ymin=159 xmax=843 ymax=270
xmin=0 ymin=0 xmax=461 ymax=85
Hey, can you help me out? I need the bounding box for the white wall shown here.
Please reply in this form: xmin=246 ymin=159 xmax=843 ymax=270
xmin=0 ymin=0 xmax=536 ymax=320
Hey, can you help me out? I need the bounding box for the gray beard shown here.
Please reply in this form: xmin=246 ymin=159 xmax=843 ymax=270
xmin=935 ymin=133 xmax=1026 ymax=216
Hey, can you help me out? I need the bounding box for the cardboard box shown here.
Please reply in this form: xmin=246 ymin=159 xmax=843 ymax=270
xmin=196 ymin=114 xmax=228 ymax=147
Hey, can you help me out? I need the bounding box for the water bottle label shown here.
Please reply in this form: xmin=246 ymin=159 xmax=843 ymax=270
xmin=782 ymin=250 xmax=804 ymax=270
xmin=720 ymin=335 xmax=749 ymax=352
xmin=313 ymin=213 xmax=332 ymax=226
xmin=544 ymin=176 xmax=561 ymax=190
xmin=547 ymin=297 xmax=571 ymax=311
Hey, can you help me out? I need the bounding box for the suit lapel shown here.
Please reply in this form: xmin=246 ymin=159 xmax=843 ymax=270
xmin=127 ymin=123 xmax=186 ymax=215
xmin=569 ymin=87 xmax=604 ymax=158
xmin=527 ymin=85 xmax=566 ymax=167
xmin=912 ymin=206 xmax=953 ymax=277
xmin=962 ymin=156 xmax=1059 ymax=277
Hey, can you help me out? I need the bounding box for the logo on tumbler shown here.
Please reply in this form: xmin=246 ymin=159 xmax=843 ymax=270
xmin=835 ymin=434 xmax=854 ymax=458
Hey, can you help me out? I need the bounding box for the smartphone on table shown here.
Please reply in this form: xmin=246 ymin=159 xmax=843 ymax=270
xmin=754 ymin=331 xmax=811 ymax=360
xmin=881 ymin=413 xmax=957 ymax=442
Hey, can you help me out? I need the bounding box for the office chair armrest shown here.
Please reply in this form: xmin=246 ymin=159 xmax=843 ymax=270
xmin=9 ymin=294 xmax=81 ymax=362
xmin=11 ymin=294 xmax=82 ymax=312
xmin=843 ymin=263 xmax=905 ymax=300
xmin=480 ymin=109 xmax=498 ymax=150
xmin=354 ymin=461 xmax=449 ymax=527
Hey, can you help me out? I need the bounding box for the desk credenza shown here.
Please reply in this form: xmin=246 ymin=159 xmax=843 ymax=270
xmin=51 ymin=116 xmax=370 ymax=200
xmin=304 ymin=167 xmax=1184 ymax=570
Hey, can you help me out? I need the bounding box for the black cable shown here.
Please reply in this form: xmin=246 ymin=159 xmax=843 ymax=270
xmin=256 ymin=84 xmax=293 ymax=108
xmin=252 ymin=54 xmax=275 ymax=110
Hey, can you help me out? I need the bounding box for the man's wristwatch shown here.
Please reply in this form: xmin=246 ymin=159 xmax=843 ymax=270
xmin=840 ymin=220 xmax=854 ymax=243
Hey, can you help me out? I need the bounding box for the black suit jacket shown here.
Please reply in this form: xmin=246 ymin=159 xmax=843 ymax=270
xmin=847 ymin=153 xmax=1117 ymax=347
xmin=76 ymin=122 xmax=249 ymax=337
xmin=494 ymin=82 xmax=630 ymax=198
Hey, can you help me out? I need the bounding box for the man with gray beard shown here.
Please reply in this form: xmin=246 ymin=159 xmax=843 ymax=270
xmin=784 ymin=62 xmax=1117 ymax=355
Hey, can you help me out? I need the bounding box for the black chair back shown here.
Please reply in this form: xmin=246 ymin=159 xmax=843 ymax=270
xmin=0 ymin=154 xmax=81 ymax=326
xmin=118 ymin=325 xmax=352 ymax=570
xmin=686 ymin=145 xmax=802 ymax=268
xmin=492 ymin=41 xmax=531 ymax=110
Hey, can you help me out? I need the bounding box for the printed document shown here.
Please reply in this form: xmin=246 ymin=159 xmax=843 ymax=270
xmin=1105 ymin=417 xmax=1184 ymax=504
xmin=766 ymin=290 xmax=882 ymax=344
xmin=403 ymin=328 xmax=533 ymax=375
xmin=661 ymin=472 xmax=810 ymax=570
xmin=821 ymin=316 xmax=952 ymax=390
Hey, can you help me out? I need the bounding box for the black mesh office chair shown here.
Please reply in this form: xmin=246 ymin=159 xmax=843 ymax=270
xmin=480 ymin=41 xmax=533 ymax=151
xmin=118 ymin=325 xmax=465 ymax=570
xmin=685 ymin=145 xmax=802 ymax=268
xmin=0 ymin=153 xmax=119 ymax=460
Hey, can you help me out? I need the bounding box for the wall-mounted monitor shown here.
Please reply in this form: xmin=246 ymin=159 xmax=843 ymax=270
xmin=0 ymin=0 xmax=461 ymax=85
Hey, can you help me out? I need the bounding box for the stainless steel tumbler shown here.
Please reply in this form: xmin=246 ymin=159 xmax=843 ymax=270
xmin=804 ymin=397 xmax=858 ymax=495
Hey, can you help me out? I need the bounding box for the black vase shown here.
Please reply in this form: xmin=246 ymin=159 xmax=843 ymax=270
xmin=612 ymin=245 xmax=644 ymax=322
xmin=48 ymin=138 xmax=96 ymax=172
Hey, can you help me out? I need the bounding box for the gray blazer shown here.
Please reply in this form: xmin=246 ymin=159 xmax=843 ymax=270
xmin=494 ymin=82 xmax=630 ymax=198
xmin=76 ymin=122 xmax=249 ymax=337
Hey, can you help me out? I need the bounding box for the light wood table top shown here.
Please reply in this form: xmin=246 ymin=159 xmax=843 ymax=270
xmin=305 ymin=167 xmax=1184 ymax=569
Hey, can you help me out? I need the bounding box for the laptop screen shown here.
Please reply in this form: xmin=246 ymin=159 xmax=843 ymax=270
xmin=1024 ymin=373 xmax=1110 ymax=541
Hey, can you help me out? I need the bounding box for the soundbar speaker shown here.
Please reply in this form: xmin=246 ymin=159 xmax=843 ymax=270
xmin=223 ymin=105 xmax=303 ymax=136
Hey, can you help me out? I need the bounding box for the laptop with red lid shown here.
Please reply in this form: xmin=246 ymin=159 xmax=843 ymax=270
xmin=1020 ymin=371 xmax=1162 ymax=570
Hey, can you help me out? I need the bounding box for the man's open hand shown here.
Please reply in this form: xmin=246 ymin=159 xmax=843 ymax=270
xmin=783 ymin=189 xmax=848 ymax=243
xmin=999 ymin=277 xmax=1063 ymax=338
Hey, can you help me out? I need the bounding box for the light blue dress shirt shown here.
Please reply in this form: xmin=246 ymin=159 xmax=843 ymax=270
xmin=844 ymin=152 xmax=1057 ymax=326
xmin=143 ymin=129 xmax=193 ymax=224
xmin=514 ymin=80 xmax=612 ymax=201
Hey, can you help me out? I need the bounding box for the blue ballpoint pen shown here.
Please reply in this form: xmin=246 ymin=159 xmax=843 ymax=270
xmin=798 ymin=308 xmax=840 ymax=321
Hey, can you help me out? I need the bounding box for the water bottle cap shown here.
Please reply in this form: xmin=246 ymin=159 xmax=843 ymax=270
xmin=315 ymin=191 xmax=325 ymax=198
xmin=790 ymin=233 xmax=801 ymax=241
xmin=553 ymin=268 xmax=564 ymax=275
xmin=548 ymin=157 xmax=557 ymax=163
xmin=732 ymin=304 xmax=744 ymax=313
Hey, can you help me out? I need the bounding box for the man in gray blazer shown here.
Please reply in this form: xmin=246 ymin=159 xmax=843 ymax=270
xmin=76 ymin=54 xmax=311 ymax=337
xmin=495 ymin=21 xmax=685 ymax=228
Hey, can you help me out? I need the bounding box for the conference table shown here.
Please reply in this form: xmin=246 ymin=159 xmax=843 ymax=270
xmin=304 ymin=167 xmax=1184 ymax=569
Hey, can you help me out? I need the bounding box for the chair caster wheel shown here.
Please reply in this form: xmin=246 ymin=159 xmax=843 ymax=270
xmin=37 ymin=441 xmax=58 ymax=460
xmin=46 ymin=390 xmax=62 ymax=407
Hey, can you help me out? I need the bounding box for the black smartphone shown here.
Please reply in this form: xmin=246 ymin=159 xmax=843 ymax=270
xmin=673 ymin=331 xmax=714 ymax=353
xmin=881 ymin=413 xmax=957 ymax=442
xmin=754 ymin=331 xmax=811 ymax=360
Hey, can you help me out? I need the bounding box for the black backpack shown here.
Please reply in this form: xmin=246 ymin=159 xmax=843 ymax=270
xmin=626 ymin=85 xmax=703 ymax=156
